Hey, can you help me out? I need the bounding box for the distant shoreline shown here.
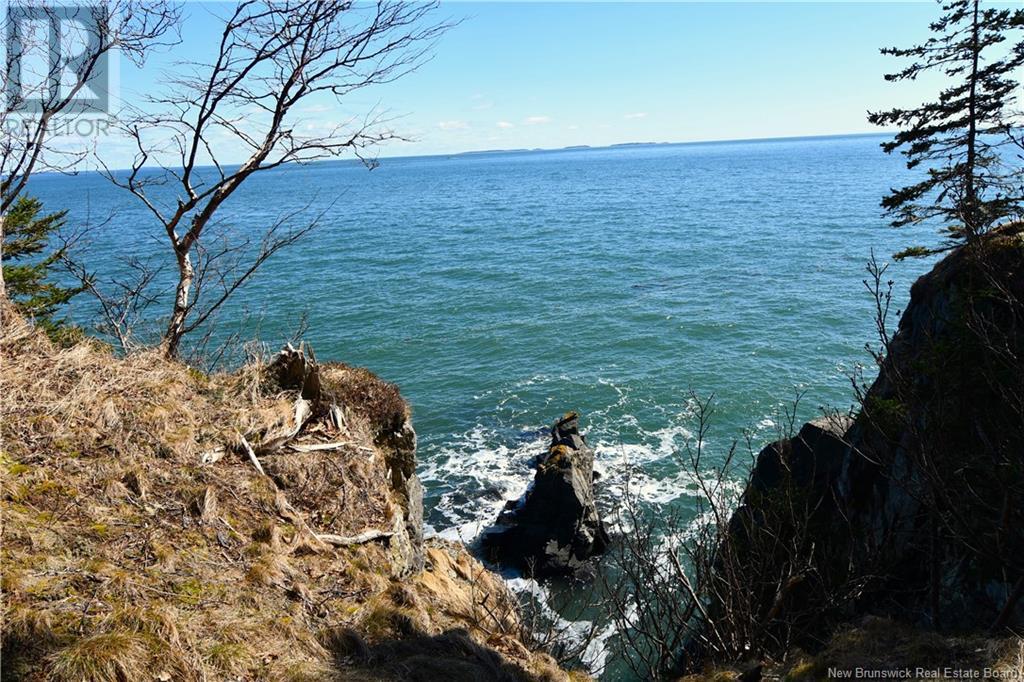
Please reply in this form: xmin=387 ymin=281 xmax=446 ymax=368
xmin=39 ymin=130 xmax=891 ymax=176
xmin=440 ymin=131 xmax=889 ymax=160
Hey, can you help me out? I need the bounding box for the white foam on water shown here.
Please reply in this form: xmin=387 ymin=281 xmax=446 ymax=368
xmin=421 ymin=417 xmax=712 ymax=542
xmin=417 ymin=375 xmax=780 ymax=679
xmin=420 ymin=424 xmax=549 ymax=543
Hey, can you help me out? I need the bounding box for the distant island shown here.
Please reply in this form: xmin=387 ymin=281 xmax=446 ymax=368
xmin=451 ymin=141 xmax=672 ymax=157
xmin=443 ymin=132 xmax=887 ymax=160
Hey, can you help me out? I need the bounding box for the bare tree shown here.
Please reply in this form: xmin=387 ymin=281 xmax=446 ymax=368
xmin=0 ymin=0 xmax=179 ymax=297
xmin=101 ymin=0 xmax=450 ymax=357
xmin=599 ymin=394 xmax=756 ymax=679
xmin=596 ymin=393 xmax=873 ymax=678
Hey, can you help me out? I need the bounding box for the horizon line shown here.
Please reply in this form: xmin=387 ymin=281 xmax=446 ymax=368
xmin=60 ymin=130 xmax=892 ymax=176
xmin=373 ymin=130 xmax=891 ymax=162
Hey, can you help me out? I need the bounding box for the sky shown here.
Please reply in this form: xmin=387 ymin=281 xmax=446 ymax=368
xmin=100 ymin=1 xmax=959 ymax=164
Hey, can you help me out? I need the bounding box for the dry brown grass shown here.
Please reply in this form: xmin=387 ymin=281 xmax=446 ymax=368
xmin=678 ymin=617 xmax=1024 ymax=682
xmin=319 ymin=363 xmax=410 ymax=440
xmin=46 ymin=631 xmax=149 ymax=682
xmin=0 ymin=308 xmax=575 ymax=681
xmin=777 ymin=617 xmax=1024 ymax=681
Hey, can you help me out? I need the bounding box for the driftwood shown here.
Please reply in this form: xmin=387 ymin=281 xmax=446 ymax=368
xmin=287 ymin=441 xmax=354 ymax=453
xmin=317 ymin=526 xmax=397 ymax=547
xmin=201 ymin=344 xmax=393 ymax=549
xmin=287 ymin=441 xmax=374 ymax=454
xmin=238 ymin=433 xmax=266 ymax=477
xmin=200 ymin=345 xmax=350 ymax=466
xmin=329 ymin=403 xmax=347 ymax=431
xmin=272 ymin=488 xmax=395 ymax=549
xmin=256 ymin=396 xmax=314 ymax=455
xmin=294 ymin=398 xmax=312 ymax=431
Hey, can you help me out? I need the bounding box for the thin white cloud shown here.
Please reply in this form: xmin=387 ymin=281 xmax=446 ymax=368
xmin=496 ymin=121 xmax=514 ymax=129
xmin=567 ymin=124 xmax=580 ymax=130
xmin=438 ymin=120 xmax=469 ymax=130
xmin=624 ymin=112 xmax=648 ymax=120
xmin=523 ymin=115 xmax=551 ymax=125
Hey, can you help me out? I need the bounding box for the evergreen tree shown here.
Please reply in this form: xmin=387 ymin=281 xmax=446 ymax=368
xmin=868 ymin=0 xmax=1024 ymax=255
xmin=2 ymin=197 xmax=84 ymax=339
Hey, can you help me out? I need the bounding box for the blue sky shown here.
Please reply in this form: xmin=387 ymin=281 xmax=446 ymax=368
xmin=110 ymin=2 xmax=954 ymax=163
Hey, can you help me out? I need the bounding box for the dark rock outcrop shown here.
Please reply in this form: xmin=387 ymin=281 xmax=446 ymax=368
xmin=482 ymin=412 xmax=609 ymax=577
xmin=745 ymin=415 xmax=853 ymax=497
xmin=726 ymin=224 xmax=1024 ymax=638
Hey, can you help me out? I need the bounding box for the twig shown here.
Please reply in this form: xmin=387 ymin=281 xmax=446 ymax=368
xmin=288 ymin=441 xmax=365 ymax=453
xmin=316 ymin=528 xmax=396 ymax=546
xmin=237 ymin=433 xmax=265 ymax=477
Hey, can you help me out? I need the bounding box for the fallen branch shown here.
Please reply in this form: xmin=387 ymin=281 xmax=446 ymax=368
xmin=288 ymin=441 xmax=373 ymax=453
xmin=238 ymin=433 xmax=266 ymax=477
xmin=316 ymin=528 xmax=396 ymax=546
xmin=329 ymin=403 xmax=347 ymax=431
xmin=271 ymin=487 xmax=400 ymax=549
xmin=255 ymin=396 xmax=314 ymax=455
xmin=294 ymin=397 xmax=312 ymax=429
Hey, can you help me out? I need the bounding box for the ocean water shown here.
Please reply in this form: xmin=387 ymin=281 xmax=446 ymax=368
xmin=32 ymin=133 xmax=937 ymax=672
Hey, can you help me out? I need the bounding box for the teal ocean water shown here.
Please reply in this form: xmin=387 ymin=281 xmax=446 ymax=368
xmin=34 ymin=132 xmax=934 ymax=557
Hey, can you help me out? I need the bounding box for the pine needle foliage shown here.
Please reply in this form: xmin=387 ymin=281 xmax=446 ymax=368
xmin=869 ymin=0 xmax=1024 ymax=252
xmin=2 ymin=196 xmax=83 ymax=340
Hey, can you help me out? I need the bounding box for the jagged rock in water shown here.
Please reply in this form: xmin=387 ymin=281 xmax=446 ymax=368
xmin=482 ymin=412 xmax=609 ymax=577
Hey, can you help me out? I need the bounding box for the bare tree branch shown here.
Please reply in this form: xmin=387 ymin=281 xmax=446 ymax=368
xmin=98 ymin=0 xmax=453 ymax=358
xmin=0 ymin=0 xmax=180 ymax=297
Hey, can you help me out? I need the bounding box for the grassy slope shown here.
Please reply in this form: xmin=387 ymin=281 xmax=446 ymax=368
xmin=0 ymin=310 xmax=574 ymax=682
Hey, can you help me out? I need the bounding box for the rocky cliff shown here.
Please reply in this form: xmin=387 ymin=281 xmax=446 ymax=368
xmin=726 ymin=223 xmax=1024 ymax=649
xmin=0 ymin=311 xmax=578 ymax=681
